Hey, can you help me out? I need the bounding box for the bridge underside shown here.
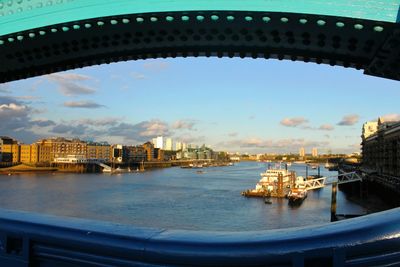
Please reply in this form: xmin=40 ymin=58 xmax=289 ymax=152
xmin=0 ymin=11 xmax=400 ymax=83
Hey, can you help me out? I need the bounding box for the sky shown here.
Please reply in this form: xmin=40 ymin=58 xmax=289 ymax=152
xmin=0 ymin=58 xmax=399 ymax=154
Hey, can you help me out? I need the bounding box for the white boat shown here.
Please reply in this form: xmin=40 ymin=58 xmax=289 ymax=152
xmin=324 ymin=161 xmax=335 ymax=169
xmin=255 ymin=169 xmax=292 ymax=193
xmin=242 ymin=167 xmax=307 ymax=198
xmin=287 ymin=188 xmax=308 ymax=204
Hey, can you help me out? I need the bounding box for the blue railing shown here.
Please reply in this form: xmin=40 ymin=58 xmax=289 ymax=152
xmin=0 ymin=207 xmax=399 ymax=266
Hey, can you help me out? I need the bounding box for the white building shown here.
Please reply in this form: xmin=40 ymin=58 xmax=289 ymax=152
xmin=312 ymin=147 xmax=318 ymax=157
xmin=299 ymin=147 xmax=305 ymax=157
xmin=154 ymin=136 xmax=164 ymax=149
xmin=362 ymin=121 xmax=378 ymax=140
xmin=54 ymin=155 xmax=88 ymax=164
xmin=182 ymin=143 xmax=187 ymax=151
xmin=165 ymin=138 xmax=173 ymax=151
xmin=175 ymin=142 xmax=182 ymax=151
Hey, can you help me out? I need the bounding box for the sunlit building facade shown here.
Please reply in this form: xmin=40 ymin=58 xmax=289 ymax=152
xmin=299 ymin=147 xmax=305 ymax=157
xmin=312 ymin=147 xmax=318 ymax=157
xmin=362 ymin=118 xmax=400 ymax=177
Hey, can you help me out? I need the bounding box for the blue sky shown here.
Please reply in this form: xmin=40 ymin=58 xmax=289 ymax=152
xmin=0 ymin=58 xmax=399 ymax=154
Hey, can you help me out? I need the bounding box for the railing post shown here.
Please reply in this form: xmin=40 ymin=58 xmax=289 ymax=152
xmin=331 ymin=182 xmax=338 ymax=222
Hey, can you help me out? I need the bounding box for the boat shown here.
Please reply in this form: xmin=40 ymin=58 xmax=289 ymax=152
xmin=287 ymin=188 xmax=308 ymax=205
xmin=324 ymin=161 xmax=335 ymax=169
xmin=287 ymin=176 xmax=307 ymax=205
xmin=192 ymin=164 xmax=203 ymax=169
xmin=310 ymin=164 xmax=318 ymax=169
xmin=242 ymin=167 xmax=296 ymax=198
xmin=264 ymin=198 xmax=272 ymax=204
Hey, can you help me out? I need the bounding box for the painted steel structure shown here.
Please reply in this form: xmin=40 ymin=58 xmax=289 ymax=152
xmin=0 ymin=0 xmax=399 ymax=82
xmin=1 ymin=1 xmax=400 ymax=266
xmin=0 ymin=208 xmax=399 ymax=267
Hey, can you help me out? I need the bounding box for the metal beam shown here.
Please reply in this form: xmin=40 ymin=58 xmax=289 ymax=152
xmin=0 ymin=208 xmax=400 ymax=266
xmin=0 ymin=1 xmax=399 ymax=82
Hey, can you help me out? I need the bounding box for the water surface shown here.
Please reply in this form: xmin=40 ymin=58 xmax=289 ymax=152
xmin=0 ymin=162 xmax=365 ymax=231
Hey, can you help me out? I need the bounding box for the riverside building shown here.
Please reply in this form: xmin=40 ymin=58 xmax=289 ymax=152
xmin=0 ymin=136 xmax=19 ymax=163
xmin=362 ymin=118 xmax=400 ymax=177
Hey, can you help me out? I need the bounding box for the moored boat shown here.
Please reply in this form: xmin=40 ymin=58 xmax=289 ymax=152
xmin=242 ymin=167 xmax=298 ymax=198
xmin=287 ymin=188 xmax=308 ymax=205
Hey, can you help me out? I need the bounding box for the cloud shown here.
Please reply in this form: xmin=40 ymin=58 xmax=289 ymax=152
xmin=280 ymin=117 xmax=309 ymax=127
xmin=380 ymin=113 xmax=400 ymax=122
xmin=248 ymin=115 xmax=256 ymax=120
xmin=228 ymin=132 xmax=238 ymax=137
xmin=174 ymin=134 xmax=205 ymax=144
xmin=0 ymin=96 xmax=41 ymax=142
xmin=31 ymin=119 xmax=56 ymax=127
xmin=52 ymin=124 xmax=87 ymax=135
xmin=319 ymin=124 xmax=334 ymax=131
xmin=78 ymin=118 xmax=120 ymax=127
xmin=143 ymin=61 xmax=169 ymax=71
xmin=0 ymin=102 xmax=29 ymax=116
xmin=108 ymin=120 xmax=170 ymax=142
xmin=217 ymin=137 xmax=329 ymax=152
xmin=14 ymin=95 xmax=42 ymax=101
xmin=337 ymin=114 xmax=360 ymax=126
xmin=172 ymin=120 xmax=197 ymax=130
xmin=46 ymin=73 xmax=96 ymax=96
xmin=63 ymin=101 xmax=105 ymax=109
xmin=131 ymin=72 xmax=146 ymax=80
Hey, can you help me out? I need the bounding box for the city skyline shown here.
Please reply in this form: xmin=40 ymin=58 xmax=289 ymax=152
xmin=0 ymin=58 xmax=399 ymax=154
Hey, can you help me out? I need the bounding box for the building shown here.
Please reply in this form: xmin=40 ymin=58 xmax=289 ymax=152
xmin=20 ymin=144 xmax=39 ymax=164
xmin=362 ymin=121 xmax=378 ymax=139
xmin=362 ymin=118 xmax=400 ymax=177
xmin=111 ymin=144 xmax=123 ymax=163
xmin=299 ymin=147 xmax=305 ymax=157
xmin=154 ymin=148 xmax=164 ymax=161
xmin=177 ymin=145 xmax=215 ymax=160
xmin=35 ymin=137 xmax=88 ymax=163
xmin=87 ymin=143 xmax=111 ymax=162
xmin=0 ymin=136 xmax=20 ymax=163
xmin=54 ymin=155 xmax=87 ymax=164
xmin=175 ymin=142 xmax=182 ymax=151
xmin=123 ymin=145 xmax=147 ymax=163
xmin=164 ymin=138 xmax=173 ymax=151
xmin=153 ymin=136 xmax=164 ymax=149
xmin=312 ymin=148 xmax=318 ymax=157
xmin=142 ymin=142 xmax=155 ymax=161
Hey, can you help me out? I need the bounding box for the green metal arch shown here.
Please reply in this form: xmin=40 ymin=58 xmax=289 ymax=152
xmin=0 ymin=0 xmax=399 ymax=82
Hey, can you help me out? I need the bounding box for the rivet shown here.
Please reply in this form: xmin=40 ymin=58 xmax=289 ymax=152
xmin=354 ymin=24 xmax=363 ymax=30
xmin=336 ymin=21 xmax=345 ymax=27
xmin=299 ymin=18 xmax=307 ymax=24
xmin=196 ymin=15 xmax=204 ymax=21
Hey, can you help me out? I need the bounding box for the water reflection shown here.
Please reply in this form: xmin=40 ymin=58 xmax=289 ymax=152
xmin=0 ymin=162 xmax=371 ymax=231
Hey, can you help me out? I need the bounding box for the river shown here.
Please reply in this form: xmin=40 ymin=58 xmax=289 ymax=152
xmin=0 ymin=161 xmax=367 ymax=231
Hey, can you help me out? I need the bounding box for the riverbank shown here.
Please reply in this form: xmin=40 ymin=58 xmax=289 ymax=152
xmin=0 ymin=164 xmax=58 ymax=174
xmin=0 ymin=160 xmax=233 ymax=175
